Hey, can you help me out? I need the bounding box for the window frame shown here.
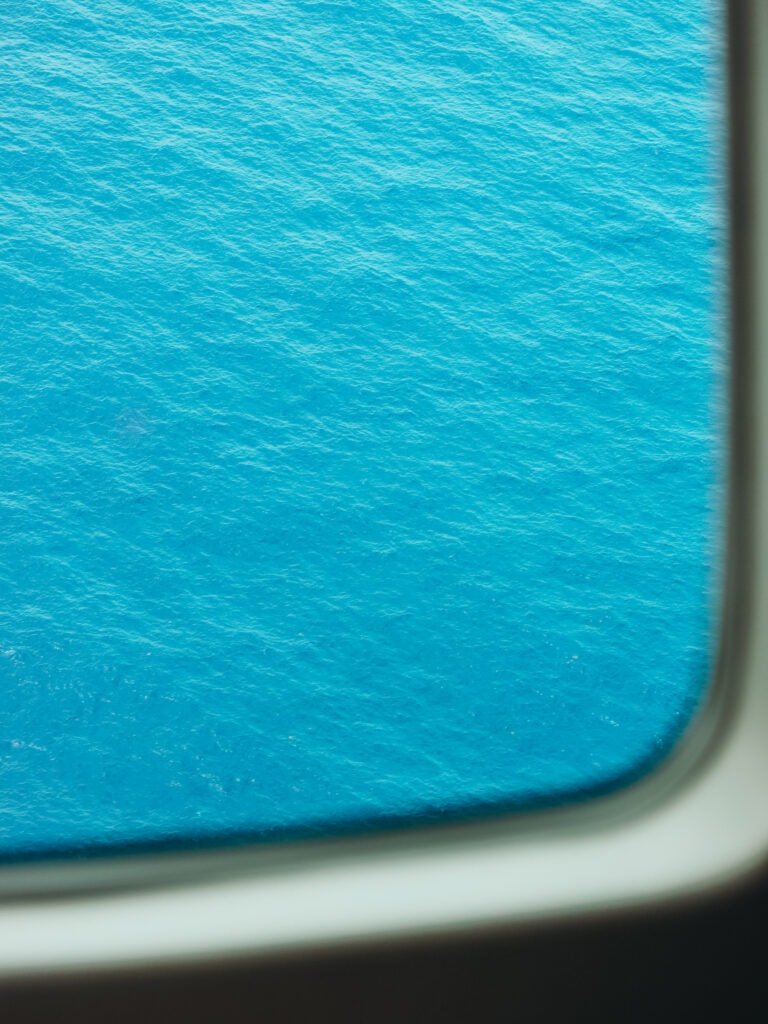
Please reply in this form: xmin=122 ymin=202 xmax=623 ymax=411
xmin=0 ymin=0 xmax=762 ymax=987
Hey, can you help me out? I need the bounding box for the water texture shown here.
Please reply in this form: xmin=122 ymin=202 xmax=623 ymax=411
xmin=0 ymin=0 xmax=722 ymax=855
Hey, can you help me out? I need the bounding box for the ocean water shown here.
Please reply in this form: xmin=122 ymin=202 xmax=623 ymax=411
xmin=0 ymin=0 xmax=723 ymax=856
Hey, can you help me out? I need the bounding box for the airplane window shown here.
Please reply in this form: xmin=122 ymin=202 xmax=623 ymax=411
xmin=0 ymin=0 xmax=723 ymax=858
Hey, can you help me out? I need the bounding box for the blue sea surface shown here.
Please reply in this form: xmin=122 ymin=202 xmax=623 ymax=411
xmin=0 ymin=0 xmax=723 ymax=856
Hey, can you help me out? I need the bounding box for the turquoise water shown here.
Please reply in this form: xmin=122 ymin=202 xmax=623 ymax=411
xmin=0 ymin=1 xmax=722 ymax=856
